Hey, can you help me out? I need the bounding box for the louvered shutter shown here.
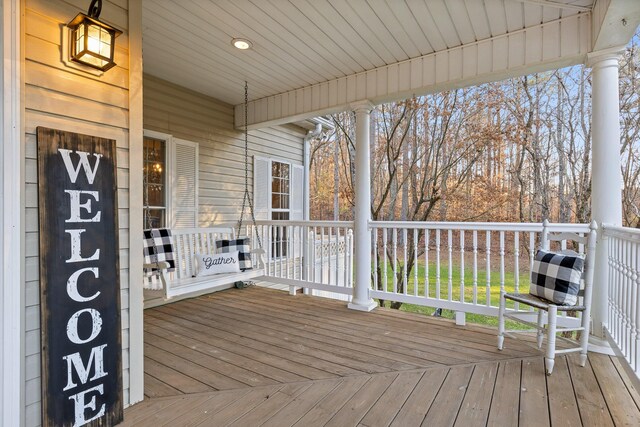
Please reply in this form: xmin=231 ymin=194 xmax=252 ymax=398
xmin=171 ymin=138 xmax=199 ymax=228
xmin=253 ymin=156 xmax=270 ymax=220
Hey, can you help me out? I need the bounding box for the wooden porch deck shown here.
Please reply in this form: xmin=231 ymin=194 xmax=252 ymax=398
xmin=121 ymin=287 xmax=640 ymax=426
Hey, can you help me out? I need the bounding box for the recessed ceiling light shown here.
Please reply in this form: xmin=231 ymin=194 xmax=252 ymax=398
xmin=232 ymin=38 xmax=252 ymax=50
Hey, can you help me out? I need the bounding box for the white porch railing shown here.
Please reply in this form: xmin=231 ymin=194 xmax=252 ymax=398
xmin=369 ymin=222 xmax=590 ymax=324
xmin=603 ymin=224 xmax=640 ymax=376
xmin=247 ymin=220 xmax=591 ymax=322
xmin=248 ymin=220 xmax=355 ymax=297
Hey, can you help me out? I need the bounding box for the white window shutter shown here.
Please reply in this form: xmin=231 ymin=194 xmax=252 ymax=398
xmin=253 ymin=156 xmax=270 ymax=220
xmin=171 ymin=139 xmax=199 ymax=228
xmin=291 ymin=164 xmax=304 ymax=221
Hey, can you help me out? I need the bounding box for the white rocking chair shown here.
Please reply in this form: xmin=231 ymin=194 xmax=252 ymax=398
xmin=497 ymin=220 xmax=597 ymax=375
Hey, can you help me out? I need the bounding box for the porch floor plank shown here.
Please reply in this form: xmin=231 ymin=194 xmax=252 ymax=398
xmin=357 ymin=370 xmax=424 ymax=427
xmin=188 ymin=295 xmax=452 ymax=367
xmin=454 ymin=361 xmax=498 ymax=427
xmin=260 ymin=378 xmax=343 ymax=427
xmin=590 ymin=353 xmax=640 ymax=426
xmin=120 ymin=286 xmax=640 ymax=426
xmin=547 ymin=356 xmax=582 ymax=427
xmin=295 ymin=376 xmax=372 ymax=426
xmin=389 ymin=367 xmax=448 ymax=426
xmin=243 ymin=287 xmax=546 ymax=359
xmin=566 ymin=353 xmax=614 ymax=427
xmin=324 ymin=372 xmax=398 ymax=427
xmin=519 ymin=357 xmax=550 ymax=427
xmin=422 ymin=365 xmax=474 ymax=426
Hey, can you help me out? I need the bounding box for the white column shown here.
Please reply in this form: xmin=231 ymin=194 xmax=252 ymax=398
xmin=2 ymin=0 xmax=24 ymax=425
xmin=588 ymin=50 xmax=623 ymax=340
xmin=348 ymin=101 xmax=377 ymax=312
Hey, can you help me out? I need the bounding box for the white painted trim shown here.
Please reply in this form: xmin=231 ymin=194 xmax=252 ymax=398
xmin=128 ymin=0 xmax=145 ymax=406
xmin=508 ymin=0 xmax=591 ymax=12
xmin=143 ymin=129 xmax=173 ymax=227
xmin=2 ymin=0 xmax=24 ymax=424
xmin=236 ymin=14 xmax=591 ymax=129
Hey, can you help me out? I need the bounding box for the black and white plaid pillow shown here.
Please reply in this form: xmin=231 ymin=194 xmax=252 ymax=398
xmin=216 ymin=237 xmax=252 ymax=271
xmin=143 ymin=228 xmax=176 ymax=274
xmin=530 ymin=249 xmax=584 ymax=305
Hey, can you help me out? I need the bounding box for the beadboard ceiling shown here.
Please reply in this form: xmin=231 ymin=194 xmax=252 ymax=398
xmin=141 ymin=0 xmax=595 ymax=106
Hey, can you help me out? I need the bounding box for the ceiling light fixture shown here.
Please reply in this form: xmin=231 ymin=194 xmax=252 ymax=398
xmin=232 ymin=38 xmax=253 ymax=50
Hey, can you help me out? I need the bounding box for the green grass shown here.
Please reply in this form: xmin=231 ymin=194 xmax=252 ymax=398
xmin=373 ymin=260 xmax=531 ymax=329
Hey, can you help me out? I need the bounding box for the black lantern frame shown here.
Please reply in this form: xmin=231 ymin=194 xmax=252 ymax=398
xmin=66 ymin=0 xmax=122 ymax=72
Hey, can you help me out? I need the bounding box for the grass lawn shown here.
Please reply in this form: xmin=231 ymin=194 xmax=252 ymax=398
xmin=373 ymin=259 xmax=533 ymax=329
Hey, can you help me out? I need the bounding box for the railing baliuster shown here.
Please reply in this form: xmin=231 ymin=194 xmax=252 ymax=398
xmin=604 ymin=224 xmax=640 ymax=375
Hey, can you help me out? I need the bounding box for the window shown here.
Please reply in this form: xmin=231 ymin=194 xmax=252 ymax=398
xmin=143 ymin=131 xmax=199 ymax=229
xmin=143 ymin=136 xmax=166 ymax=229
xmin=253 ymin=157 xmax=304 ymax=260
xmin=271 ymin=161 xmax=290 ymax=258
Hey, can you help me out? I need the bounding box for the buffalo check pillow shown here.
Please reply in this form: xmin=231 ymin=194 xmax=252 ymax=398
xmin=215 ymin=237 xmax=252 ymax=271
xmin=530 ymin=249 xmax=585 ymax=305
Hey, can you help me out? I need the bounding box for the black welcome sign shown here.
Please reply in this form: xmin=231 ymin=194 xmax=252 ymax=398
xmin=37 ymin=127 xmax=123 ymax=427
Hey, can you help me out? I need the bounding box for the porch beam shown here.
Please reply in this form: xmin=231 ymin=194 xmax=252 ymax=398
xmin=592 ymin=0 xmax=640 ymax=52
xmin=588 ymin=49 xmax=624 ymax=340
xmin=235 ymin=13 xmax=591 ymax=130
xmin=348 ymin=101 xmax=377 ymax=312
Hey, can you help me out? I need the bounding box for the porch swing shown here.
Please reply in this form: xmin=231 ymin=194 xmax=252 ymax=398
xmin=142 ymin=82 xmax=266 ymax=302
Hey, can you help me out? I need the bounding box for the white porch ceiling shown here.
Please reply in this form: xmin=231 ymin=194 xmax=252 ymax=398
xmin=140 ymin=0 xmax=639 ymax=128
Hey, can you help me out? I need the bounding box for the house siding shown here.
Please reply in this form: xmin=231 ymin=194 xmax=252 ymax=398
xmin=143 ymin=74 xmax=306 ymax=225
xmin=23 ymin=1 xmax=132 ymax=425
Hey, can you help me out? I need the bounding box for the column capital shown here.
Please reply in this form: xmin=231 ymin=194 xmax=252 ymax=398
xmin=586 ymin=46 xmax=625 ymax=68
xmin=350 ymin=100 xmax=374 ymax=114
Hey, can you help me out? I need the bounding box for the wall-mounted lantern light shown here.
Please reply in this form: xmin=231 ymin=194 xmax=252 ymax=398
xmin=67 ymin=0 xmax=122 ymax=72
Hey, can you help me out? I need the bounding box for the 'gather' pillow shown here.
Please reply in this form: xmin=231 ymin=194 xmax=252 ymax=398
xmin=530 ymin=249 xmax=585 ymax=305
xmin=194 ymin=251 xmax=241 ymax=277
xmin=216 ymin=237 xmax=252 ymax=271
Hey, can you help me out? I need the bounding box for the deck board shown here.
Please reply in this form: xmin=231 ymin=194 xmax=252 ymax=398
xmin=121 ymin=286 xmax=640 ymax=426
xmin=519 ymin=357 xmax=550 ymax=427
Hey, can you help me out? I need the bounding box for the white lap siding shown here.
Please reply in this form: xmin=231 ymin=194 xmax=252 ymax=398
xmin=23 ymin=1 xmax=133 ymax=425
xmin=143 ymin=74 xmax=306 ymax=225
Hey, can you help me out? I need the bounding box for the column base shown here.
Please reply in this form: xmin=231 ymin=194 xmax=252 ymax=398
xmin=348 ymin=299 xmax=378 ymax=312
xmin=588 ymin=335 xmax=615 ymax=355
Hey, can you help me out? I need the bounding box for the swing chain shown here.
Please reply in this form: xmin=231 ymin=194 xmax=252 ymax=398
xmin=238 ymin=81 xmax=263 ymax=249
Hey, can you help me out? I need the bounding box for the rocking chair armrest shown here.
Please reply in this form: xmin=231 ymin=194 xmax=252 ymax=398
xmin=143 ymin=261 xmax=171 ymax=271
xmin=250 ymin=248 xmax=266 ymax=269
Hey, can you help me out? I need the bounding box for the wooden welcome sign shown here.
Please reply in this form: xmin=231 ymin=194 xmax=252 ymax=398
xmin=37 ymin=127 xmax=123 ymax=427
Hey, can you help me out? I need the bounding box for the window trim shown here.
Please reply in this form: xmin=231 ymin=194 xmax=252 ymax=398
xmin=143 ymin=130 xmax=172 ymax=229
xmin=270 ymin=159 xmax=292 ymax=218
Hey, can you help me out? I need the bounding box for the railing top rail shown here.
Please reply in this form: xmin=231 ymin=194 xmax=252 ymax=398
xmin=369 ymin=221 xmax=591 ymax=233
xmin=250 ymin=219 xmax=592 ymax=233
xmin=602 ymin=223 xmax=640 ymax=241
xmin=254 ymin=220 xmax=355 ymax=227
